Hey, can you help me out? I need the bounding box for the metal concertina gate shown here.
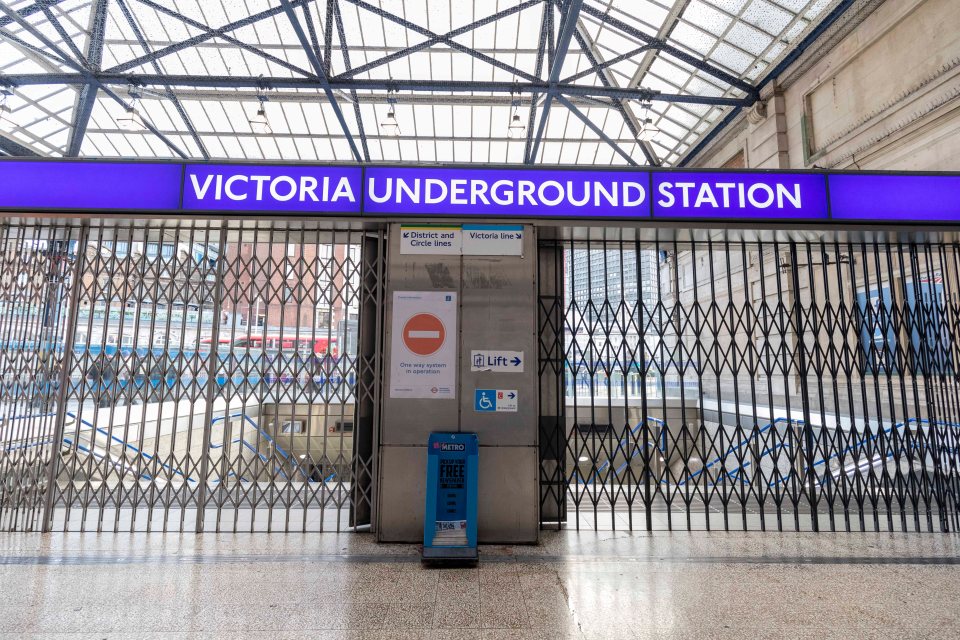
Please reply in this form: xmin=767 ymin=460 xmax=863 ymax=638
xmin=539 ymin=237 xmax=960 ymax=532
xmin=0 ymin=220 xmax=384 ymax=533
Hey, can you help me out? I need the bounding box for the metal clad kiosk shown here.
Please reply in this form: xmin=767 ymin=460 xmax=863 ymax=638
xmin=423 ymin=432 xmax=478 ymax=561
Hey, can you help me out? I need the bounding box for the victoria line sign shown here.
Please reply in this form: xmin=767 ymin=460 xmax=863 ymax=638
xmin=2 ymin=159 xmax=960 ymax=223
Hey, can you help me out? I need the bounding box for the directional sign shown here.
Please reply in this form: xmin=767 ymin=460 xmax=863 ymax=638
xmin=399 ymin=225 xmax=461 ymax=255
xmin=474 ymin=389 xmax=518 ymax=413
xmin=470 ymin=350 xmax=524 ymax=373
xmin=398 ymin=224 xmax=524 ymax=256
xmin=461 ymin=224 xmax=523 ymax=256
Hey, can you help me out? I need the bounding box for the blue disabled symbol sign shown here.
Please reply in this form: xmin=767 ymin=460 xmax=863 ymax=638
xmin=474 ymin=389 xmax=518 ymax=413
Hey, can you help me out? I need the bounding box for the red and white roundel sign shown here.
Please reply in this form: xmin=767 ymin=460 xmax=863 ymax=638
xmin=402 ymin=313 xmax=446 ymax=356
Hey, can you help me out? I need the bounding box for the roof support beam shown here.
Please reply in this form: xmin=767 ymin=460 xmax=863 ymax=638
xmin=336 ymin=0 xmax=543 ymax=80
xmin=563 ymin=43 xmax=652 ymax=84
xmin=115 ymin=0 xmax=208 ymax=159
xmin=579 ymin=3 xmax=758 ymax=100
xmin=323 ymin=0 xmax=334 ymax=76
xmin=523 ymin=3 xmax=551 ymax=163
xmin=627 ymin=0 xmax=690 ymax=89
xmin=0 ymin=132 xmax=39 ymax=155
xmin=554 ymin=94 xmax=637 ymax=166
xmin=5 ymin=73 xmax=749 ymax=106
xmin=118 ymin=0 xmax=315 ymax=78
xmin=340 ymin=0 xmax=541 ymax=83
xmin=66 ymin=0 xmax=108 ymax=157
xmin=138 ymin=87 xmax=614 ymax=107
xmin=0 ymin=1 xmax=187 ymax=158
xmin=526 ymin=0 xmax=584 ymax=164
xmin=279 ymin=0 xmax=362 ymax=162
xmin=569 ymin=15 xmax=657 ymax=165
xmin=38 ymin=1 xmax=86 ymax=64
xmin=0 ymin=0 xmax=65 ymax=28
xmin=0 ymin=28 xmax=72 ymax=71
xmin=331 ymin=0 xmax=369 ymax=162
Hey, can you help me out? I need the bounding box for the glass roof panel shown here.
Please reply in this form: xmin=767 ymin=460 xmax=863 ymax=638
xmin=0 ymin=0 xmax=841 ymax=163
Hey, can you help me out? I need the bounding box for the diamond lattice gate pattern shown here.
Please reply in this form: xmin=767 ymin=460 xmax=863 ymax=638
xmin=538 ymin=238 xmax=960 ymax=532
xmin=0 ymin=224 xmax=84 ymax=532
xmin=0 ymin=221 xmax=385 ymax=533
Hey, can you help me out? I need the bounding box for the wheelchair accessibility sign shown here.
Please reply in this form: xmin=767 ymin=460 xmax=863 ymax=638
xmin=474 ymin=389 xmax=518 ymax=413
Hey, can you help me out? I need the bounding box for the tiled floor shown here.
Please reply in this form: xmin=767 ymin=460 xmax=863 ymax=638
xmin=1 ymin=530 xmax=959 ymax=639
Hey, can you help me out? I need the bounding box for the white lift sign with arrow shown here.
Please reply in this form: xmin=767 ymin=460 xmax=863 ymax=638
xmin=470 ymin=350 xmax=524 ymax=373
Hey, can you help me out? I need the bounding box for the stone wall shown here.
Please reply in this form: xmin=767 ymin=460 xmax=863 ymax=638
xmin=690 ymin=0 xmax=960 ymax=171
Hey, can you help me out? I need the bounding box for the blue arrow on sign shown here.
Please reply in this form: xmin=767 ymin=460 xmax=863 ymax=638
xmin=508 ymin=392 xmax=516 ymax=399
xmin=511 ymin=356 xmax=521 ymax=366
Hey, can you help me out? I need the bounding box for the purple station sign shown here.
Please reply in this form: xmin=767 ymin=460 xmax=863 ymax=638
xmin=0 ymin=159 xmax=959 ymax=224
xmin=0 ymin=161 xmax=181 ymax=210
xmin=653 ymin=171 xmax=828 ymax=219
xmin=829 ymin=174 xmax=960 ymax=222
xmin=182 ymin=164 xmax=362 ymax=213
xmin=363 ymin=167 xmax=651 ymax=218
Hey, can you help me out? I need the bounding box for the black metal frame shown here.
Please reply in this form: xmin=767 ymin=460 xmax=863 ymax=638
xmin=539 ymin=236 xmax=960 ymax=532
xmin=0 ymin=219 xmax=386 ymax=533
xmin=0 ymin=0 xmax=858 ymax=164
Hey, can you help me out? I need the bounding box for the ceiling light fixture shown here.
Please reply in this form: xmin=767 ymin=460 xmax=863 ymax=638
xmin=381 ymin=88 xmax=400 ymax=137
xmin=249 ymin=78 xmax=272 ymax=134
xmin=638 ymin=100 xmax=660 ymax=142
xmin=117 ymin=90 xmax=147 ymax=132
xmin=249 ymin=99 xmax=271 ymax=134
xmin=0 ymin=89 xmax=13 ymax=128
xmin=507 ymin=91 xmax=525 ymax=139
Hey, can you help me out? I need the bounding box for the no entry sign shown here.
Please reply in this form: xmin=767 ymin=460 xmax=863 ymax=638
xmin=403 ymin=313 xmax=446 ymax=356
xmin=390 ymin=291 xmax=458 ymax=399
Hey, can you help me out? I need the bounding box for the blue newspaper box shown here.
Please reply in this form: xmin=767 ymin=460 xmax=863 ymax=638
xmin=423 ymin=432 xmax=478 ymax=562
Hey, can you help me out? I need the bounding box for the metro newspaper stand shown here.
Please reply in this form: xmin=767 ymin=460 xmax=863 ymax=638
xmin=423 ymin=432 xmax=479 ymax=562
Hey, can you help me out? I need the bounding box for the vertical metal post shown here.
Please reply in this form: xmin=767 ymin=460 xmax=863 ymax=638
xmin=536 ymin=239 xmax=566 ymax=528
xmin=41 ymin=222 xmax=89 ymax=533
xmin=194 ymin=226 xmax=229 ymax=533
xmin=350 ymin=230 xmax=383 ymax=529
xmin=788 ymin=242 xmax=819 ymax=532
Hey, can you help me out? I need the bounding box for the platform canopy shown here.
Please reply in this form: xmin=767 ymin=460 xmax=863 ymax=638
xmin=0 ymin=0 xmax=850 ymax=165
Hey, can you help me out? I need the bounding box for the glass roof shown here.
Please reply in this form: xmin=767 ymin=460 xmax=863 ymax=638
xmin=0 ymin=0 xmax=841 ymax=166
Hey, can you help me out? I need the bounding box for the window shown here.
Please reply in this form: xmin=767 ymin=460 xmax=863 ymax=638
xmin=281 ymin=420 xmax=304 ymax=434
xmin=316 ymin=306 xmax=331 ymax=326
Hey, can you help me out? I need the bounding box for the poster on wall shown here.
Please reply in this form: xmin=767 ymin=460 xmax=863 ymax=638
xmin=389 ymin=291 xmax=458 ymax=399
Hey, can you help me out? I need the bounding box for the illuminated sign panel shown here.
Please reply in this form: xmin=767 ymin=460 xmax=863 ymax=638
xmin=182 ymin=164 xmax=362 ymax=213
xmin=829 ymin=174 xmax=960 ymax=222
xmin=363 ymin=167 xmax=651 ymax=218
xmin=0 ymin=160 xmax=958 ymax=225
xmin=0 ymin=161 xmax=181 ymax=210
xmin=652 ymin=172 xmax=829 ymax=219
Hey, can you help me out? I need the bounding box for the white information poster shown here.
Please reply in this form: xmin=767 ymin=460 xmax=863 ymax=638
xmin=390 ymin=291 xmax=458 ymax=399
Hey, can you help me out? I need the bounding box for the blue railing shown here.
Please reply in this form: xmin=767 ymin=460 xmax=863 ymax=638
xmin=1 ymin=411 xmax=327 ymax=484
xmin=573 ymin=416 xmax=959 ymax=487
